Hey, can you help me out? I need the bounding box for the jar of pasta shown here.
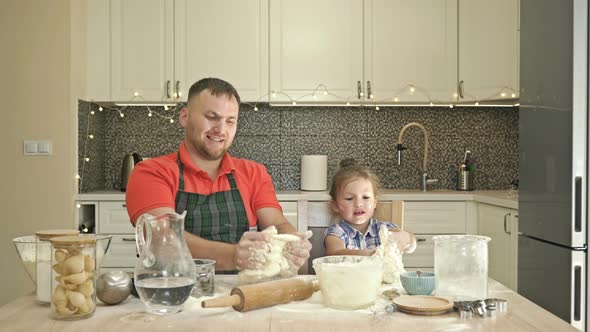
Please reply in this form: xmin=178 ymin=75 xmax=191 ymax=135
xmin=34 ymin=229 xmax=79 ymax=304
xmin=49 ymin=235 xmax=97 ymax=319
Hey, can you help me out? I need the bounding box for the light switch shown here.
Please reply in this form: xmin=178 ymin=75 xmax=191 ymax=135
xmin=38 ymin=141 xmax=51 ymax=154
xmin=24 ymin=140 xmax=51 ymax=156
xmin=24 ymin=141 xmax=38 ymax=155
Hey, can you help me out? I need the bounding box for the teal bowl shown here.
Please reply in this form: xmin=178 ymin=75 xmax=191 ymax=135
xmin=400 ymin=271 xmax=435 ymax=295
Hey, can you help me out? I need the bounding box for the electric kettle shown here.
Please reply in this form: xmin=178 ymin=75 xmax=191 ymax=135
xmin=120 ymin=152 xmax=142 ymax=192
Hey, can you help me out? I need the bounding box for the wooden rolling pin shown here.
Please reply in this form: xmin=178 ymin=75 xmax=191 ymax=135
xmin=201 ymin=277 xmax=320 ymax=312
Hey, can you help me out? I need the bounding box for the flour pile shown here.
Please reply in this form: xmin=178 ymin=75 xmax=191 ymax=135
xmin=238 ymin=226 xmax=301 ymax=284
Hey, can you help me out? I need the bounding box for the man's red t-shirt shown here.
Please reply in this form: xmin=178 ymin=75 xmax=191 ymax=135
xmin=125 ymin=143 xmax=281 ymax=226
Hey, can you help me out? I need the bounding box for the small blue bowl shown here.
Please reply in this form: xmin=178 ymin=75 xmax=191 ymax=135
xmin=400 ymin=271 xmax=435 ymax=295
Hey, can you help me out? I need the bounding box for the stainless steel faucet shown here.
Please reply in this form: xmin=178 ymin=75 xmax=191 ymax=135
xmin=396 ymin=122 xmax=438 ymax=191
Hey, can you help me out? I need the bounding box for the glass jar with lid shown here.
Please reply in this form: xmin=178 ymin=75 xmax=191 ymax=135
xmin=433 ymin=235 xmax=491 ymax=301
xmin=34 ymin=229 xmax=79 ymax=304
xmin=49 ymin=235 xmax=97 ymax=319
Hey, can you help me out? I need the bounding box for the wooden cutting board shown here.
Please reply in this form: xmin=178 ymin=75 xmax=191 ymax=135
xmin=393 ymin=295 xmax=454 ymax=315
xmin=397 ymin=307 xmax=452 ymax=316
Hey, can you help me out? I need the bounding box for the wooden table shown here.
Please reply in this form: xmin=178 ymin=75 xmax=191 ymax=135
xmin=0 ymin=276 xmax=578 ymax=332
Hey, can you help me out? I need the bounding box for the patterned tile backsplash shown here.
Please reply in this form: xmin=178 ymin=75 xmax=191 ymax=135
xmin=77 ymin=100 xmax=518 ymax=193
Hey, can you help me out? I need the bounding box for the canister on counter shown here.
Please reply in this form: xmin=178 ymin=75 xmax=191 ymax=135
xmin=34 ymin=229 xmax=80 ymax=305
xmin=301 ymin=155 xmax=328 ymax=191
xmin=456 ymin=150 xmax=474 ymax=191
xmin=49 ymin=235 xmax=97 ymax=319
xmin=457 ymin=164 xmax=474 ymax=191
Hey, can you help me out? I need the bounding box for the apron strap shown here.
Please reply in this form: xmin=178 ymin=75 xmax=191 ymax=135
xmin=177 ymin=152 xmax=185 ymax=191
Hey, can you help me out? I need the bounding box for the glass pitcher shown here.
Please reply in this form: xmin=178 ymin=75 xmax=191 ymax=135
xmin=433 ymin=235 xmax=491 ymax=301
xmin=134 ymin=211 xmax=196 ymax=315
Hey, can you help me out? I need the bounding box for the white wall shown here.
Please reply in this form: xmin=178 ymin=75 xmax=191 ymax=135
xmin=0 ymin=0 xmax=79 ymax=305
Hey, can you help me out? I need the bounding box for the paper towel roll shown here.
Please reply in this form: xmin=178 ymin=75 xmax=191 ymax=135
xmin=301 ymin=155 xmax=328 ymax=191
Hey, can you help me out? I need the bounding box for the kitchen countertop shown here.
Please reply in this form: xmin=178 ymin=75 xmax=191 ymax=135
xmin=78 ymin=190 xmax=518 ymax=209
xmin=0 ymin=276 xmax=574 ymax=332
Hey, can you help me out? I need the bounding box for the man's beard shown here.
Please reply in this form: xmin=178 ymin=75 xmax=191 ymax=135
xmin=193 ymin=139 xmax=228 ymax=160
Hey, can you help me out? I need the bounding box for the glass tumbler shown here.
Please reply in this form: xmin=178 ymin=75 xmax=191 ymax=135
xmin=191 ymin=259 xmax=216 ymax=298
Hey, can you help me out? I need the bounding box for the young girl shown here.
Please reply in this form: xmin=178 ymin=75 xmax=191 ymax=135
xmin=324 ymin=159 xmax=416 ymax=256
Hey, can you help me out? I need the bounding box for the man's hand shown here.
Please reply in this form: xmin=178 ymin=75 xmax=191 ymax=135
xmin=233 ymin=232 xmax=270 ymax=270
xmin=284 ymin=230 xmax=313 ymax=270
xmin=388 ymin=229 xmax=417 ymax=254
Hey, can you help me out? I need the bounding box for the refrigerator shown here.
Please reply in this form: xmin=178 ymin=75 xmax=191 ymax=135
xmin=518 ymin=0 xmax=588 ymax=331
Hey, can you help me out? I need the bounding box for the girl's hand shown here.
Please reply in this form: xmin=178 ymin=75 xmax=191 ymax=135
xmin=388 ymin=229 xmax=417 ymax=254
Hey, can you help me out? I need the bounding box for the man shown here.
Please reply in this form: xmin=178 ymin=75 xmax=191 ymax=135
xmin=126 ymin=78 xmax=311 ymax=271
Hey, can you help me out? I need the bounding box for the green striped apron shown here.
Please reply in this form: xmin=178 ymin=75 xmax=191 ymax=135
xmin=174 ymin=154 xmax=251 ymax=244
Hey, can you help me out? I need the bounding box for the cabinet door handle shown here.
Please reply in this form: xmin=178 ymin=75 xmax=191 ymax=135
xmin=458 ymin=80 xmax=464 ymax=99
xmin=122 ymin=237 xmax=136 ymax=242
xmin=416 ymin=237 xmax=427 ymax=242
xmin=166 ymin=80 xmax=171 ymax=98
xmin=366 ymin=80 xmax=372 ymax=99
xmin=175 ymin=81 xmax=181 ymax=98
xmin=122 ymin=203 xmax=127 ymax=208
xmin=357 ymin=80 xmax=362 ymax=99
xmin=503 ymin=212 xmax=511 ymax=234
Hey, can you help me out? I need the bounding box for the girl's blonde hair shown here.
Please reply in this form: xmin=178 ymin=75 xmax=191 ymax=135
xmin=329 ymin=158 xmax=382 ymax=200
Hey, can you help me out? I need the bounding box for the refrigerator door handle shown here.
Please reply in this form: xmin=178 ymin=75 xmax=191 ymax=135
xmin=574 ymin=176 xmax=582 ymax=232
xmin=571 ymin=251 xmax=585 ymax=330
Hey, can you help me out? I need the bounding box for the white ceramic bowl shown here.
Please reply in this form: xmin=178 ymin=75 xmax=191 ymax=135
xmin=312 ymin=255 xmax=383 ymax=310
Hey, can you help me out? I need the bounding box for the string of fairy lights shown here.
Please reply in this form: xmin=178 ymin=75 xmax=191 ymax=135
xmin=77 ymin=94 xmax=183 ymax=192
xmin=75 ymin=84 xmax=519 ymax=191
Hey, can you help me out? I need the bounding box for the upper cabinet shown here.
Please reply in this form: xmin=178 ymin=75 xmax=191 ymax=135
xmin=269 ymin=0 xmax=457 ymax=104
xmin=84 ymin=0 xmax=519 ymax=104
xmin=174 ymin=0 xmax=268 ymax=102
xmin=365 ymin=0 xmax=457 ymax=103
xmin=89 ymin=0 xmax=268 ymax=102
xmin=269 ymin=0 xmax=364 ymax=103
xmin=110 ymin=0 xmax=173 ymax=101
xmin=458 ymin=0 xmax=519 ymax=102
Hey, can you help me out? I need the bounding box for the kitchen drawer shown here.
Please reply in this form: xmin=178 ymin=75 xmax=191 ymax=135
xmin=100 ymin=234 xmax=137 ymax=268
xmin=404 ymin=202 xmax=466 ymax=234
xmin=403 ymin=234 xmax=436 ymax=268
xmin=98 ymin=201 xmax=134 ymax=234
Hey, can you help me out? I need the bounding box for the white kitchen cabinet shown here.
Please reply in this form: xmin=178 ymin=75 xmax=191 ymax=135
xmin=97 ymin=201 xmax=135 ymax=234
xmin=364 ymin=0 xmax=458 ymax=103
xmin=270 ymin=0 xmax=457 ymax=104
xmin=110 ymin=0 xmax=174 ymax=101
xmin=97 ymin=201 xmax=138 ymax=269
xmin=458 ymin=0 xmax=519 ymax=102
xmin=97 ymin=0 xmax=268 ymax=102
xmin=174 ymin=0 xmax=269 ymax=102
xmin=477 ymin=203 xmax=518 ymax=291
xmin=303 ymin=200 xmax=468 ymax=272
xmin=95 ymin=200 xmax=298 ymax=269
xmin=402 ymin=201 xmax=468 ymax=269
xmin=269 ymin=0 xmax=364 ymax=103
xmin=279 ymin=201 xmax=298 ymax=230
